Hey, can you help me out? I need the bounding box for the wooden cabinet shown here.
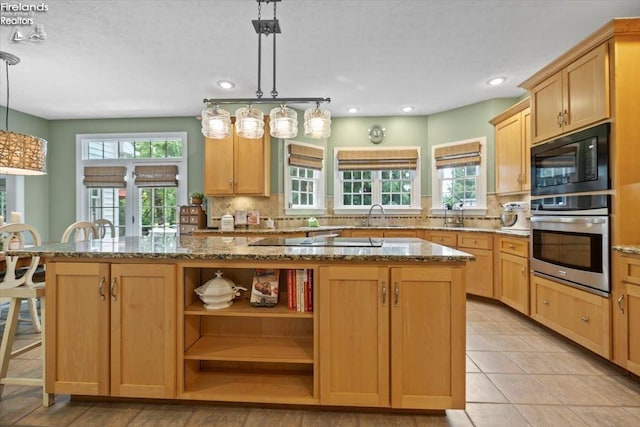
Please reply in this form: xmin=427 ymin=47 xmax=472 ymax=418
xmin=204 ymin=119 xmax=271 ymax=196
xmin=458 ymin=234 xmax=494 ymax=298
xmin=179 ymin=205 xmax=207 ymax=235
xmin=498 ymin=236 xmax=529 ymax=314
xmin=531 ymin=274 xmax=610 ymax=358
xmin=343 ymin=229 xmax=416 ymax=238
xmin=612 ymin=252 xmax=640 ymax=375
xmin=45 ymin=262 xmax=176 ymax=398
xmin=491 ymin=99 xmax=531 ymax=194
xmin=529 ymin=43 xmax=609 ymax=144
xmin=428 ymin=231 xmax=458 ymax=248
xmin=318 ymin=265 xmax=465 ymax=409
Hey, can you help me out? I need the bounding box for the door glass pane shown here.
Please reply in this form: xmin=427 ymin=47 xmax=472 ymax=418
xmin=88 ymin=188 xmax=126 ymax=237
xmin=139 ymin=187 xmax=177 ymax=236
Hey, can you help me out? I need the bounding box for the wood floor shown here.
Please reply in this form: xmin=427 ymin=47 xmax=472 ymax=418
xmin=1 ymin=297 xmax=640 ymax=426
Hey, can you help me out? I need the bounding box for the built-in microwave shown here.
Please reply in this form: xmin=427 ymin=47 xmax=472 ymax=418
xmin=531 ymin=123 xmax=609 ymax=196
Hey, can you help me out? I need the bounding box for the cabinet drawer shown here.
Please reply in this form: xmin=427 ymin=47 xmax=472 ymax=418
xmin=180 ymin=206 xmax=190 ymax=215
xmin=180 ymin=225 xmax=196 ymax=234
xmin=621 ymin=255 xmax=640 ymax=286
xmin=429 ymin=232 xmax=457 ymax=248
xmin=499 ymin=237 xmax=529 ymax=257
xmin=458 ymin=234 xmax=493 ymax=250
xmin=189 ymin=206 xmax=201 ymax=215
xmin=180 ymin=215 xmax=190 ymax=223
xmin=189 ymin=215 xmax=200 ymax=224
xmin=531 ymin=275 xmax=610 ymax=357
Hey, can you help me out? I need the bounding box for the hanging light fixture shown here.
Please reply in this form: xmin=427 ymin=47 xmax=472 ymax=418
xmin=201 ymin=0 xmax=331 ymax=140
xmin=201 ymin=103 xmax=232 ymax=139
xmin=0 ymin=51 xmax=47 ymax=175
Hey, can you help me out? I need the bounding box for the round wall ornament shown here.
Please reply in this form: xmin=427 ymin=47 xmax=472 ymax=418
xmin=368 ymin=125 xmax=385 ymax=144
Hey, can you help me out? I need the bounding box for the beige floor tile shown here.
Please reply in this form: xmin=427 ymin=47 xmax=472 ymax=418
xmin=69 ymin=401 xmax=144 ymax=426
xmin=185 ymin=405 xmax=250 ymax=426
xmin=468 ymin=321 xmax=514 ymax=335
xmin=465 ymin=403 xmax=531 ymax=427
xmin=534 ymin=374 xmax=616 ymax=406
xmin=466 ymin=373 xmax=508 ymax=403
xmin=466 ymin=334 xmax=498 ymax=351
xmin=502 ymin=321 xmax=543 ymax=335
xmin=514 ymin=404 xmax=588 ymax=426
xmin=540 ymin=352 xmax=620 ymax=375
xmin=465 ymin=323 xmax=479 ymax=335
xmin=569 ymin=406 xmax=640 ymax=426
xmin=244 ymin=407 xmax=304 ymax=427
xmin=413 ymin=410 xmax=473 ymax=427
xmin=466 ymin=355 xmax=481 ymax=373
xmin=466 ymin=310 xmax=496 ymax=322
xmin=6 ymin=357 xmax=43 ymax=379
xmin=467 ymin=351 xmax=525 ymax=374
xmin=487 ymin=335 xmax=536 ymax=351
xmin=504 ymin=352 xmax=573 ymax=374
xmin=14 ymin=398 xmax=92 ymax=426
xmin=359 ymin=412 xmax=417 ymax=426
xmin=515 ymin=333 xmax=578 ymax=353
xmin=0 ymin=386 xmax=42 ymax=425
xmin=301 ymin=409 xmax=359 ymax=427
xmin=624 ymin=407 xmax=640 ymax=419
xmin=127 ymin=403 xmax=198 ymax=426
xmin=580 ymin=375 xmax=640 ymax=406
xmin=487 ymin=373 xmax=561 ymax=404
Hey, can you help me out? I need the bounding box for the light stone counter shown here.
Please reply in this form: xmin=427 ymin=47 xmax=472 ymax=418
xmin=613 ymin=245 xmax=640 ymax=255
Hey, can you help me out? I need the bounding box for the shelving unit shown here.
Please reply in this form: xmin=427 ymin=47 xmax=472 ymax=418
xmin=179 ymin=263 xmax=318 ymax=404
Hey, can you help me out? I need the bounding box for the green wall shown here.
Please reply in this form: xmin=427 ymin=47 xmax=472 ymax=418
xmin=4 ymin=97 xmax=523 ymax=240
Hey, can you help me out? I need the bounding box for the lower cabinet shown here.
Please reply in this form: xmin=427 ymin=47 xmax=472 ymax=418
xmin=45 ymin=262 xmax=176 ymax=398
xmin=612 ymin=252 xmax=640 ymax=375
xmin=498 ymin=236 xmax=529 ymax=314
xmin=318 ymin=265 xmax=465 ymax=409
xmin=458 ymin=234 xmax=494 ymax=298
xmin=531 ymin=274 xmax=610 ymax=358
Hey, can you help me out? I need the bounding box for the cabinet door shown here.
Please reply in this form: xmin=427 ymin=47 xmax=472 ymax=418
xmin=531 ymin=71 xmax=564 ymax=144
xmin=499 ymin=252 xmax=529 ymax=314
xmin=495 ymin=113 xmax=524 ymax=194
xmin=234 ymin=133 xmax=268 ymax=195
xmin=563 ymin=43 xmax=610 ymax=133
xmin=521 ymin=108 xmax=531 ymax=191
xmin=319 ymin=266 xmax=389 ymax=407
xmin=110 ymin=263 xmax=176 ymax=398
xmin=45 ymin=262 xmax=110 ymax=396
xmin=204 ymin=136 xmax=234 ymax=195
xmin=626 ymin=284 xmax=640 ymax=375
xmin=390 ymin=267 xmax=465 ymax=409
xmin=463 ymin=248 xmax=494 ymax=298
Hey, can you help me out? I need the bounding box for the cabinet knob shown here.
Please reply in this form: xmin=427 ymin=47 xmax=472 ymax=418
xmin=229 ymin=179 xmax=233 ymax=187
xmin=473 ymin=239 xmax=477 ymax=243
xmin=509 ymin=244 xmax=515 ymax=249
xmin=581 ymin=316 xmax=590 ymax=323
xmin=542 ymin=300 xmax=549 ymax=305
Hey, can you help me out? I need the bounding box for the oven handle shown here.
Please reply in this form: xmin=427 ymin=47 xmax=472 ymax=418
xmin=530 ymin=216 xmax=607 ymax=224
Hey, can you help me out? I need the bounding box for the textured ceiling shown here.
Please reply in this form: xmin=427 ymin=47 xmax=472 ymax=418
xmin=0 ymin=0 xmax=639 ymax=120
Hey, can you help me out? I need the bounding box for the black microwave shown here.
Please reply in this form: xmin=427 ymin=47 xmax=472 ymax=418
xmin=531 ymin=123 xmax=610 ymax=196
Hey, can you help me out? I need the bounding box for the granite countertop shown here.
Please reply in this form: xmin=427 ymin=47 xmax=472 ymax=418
xmin=613 ymin=245 xmax=640 ymax=255
xmin=195 ymin=225 xmax=530 ymax=237
xmin=8 ymin=236 xmax=475 ymax=263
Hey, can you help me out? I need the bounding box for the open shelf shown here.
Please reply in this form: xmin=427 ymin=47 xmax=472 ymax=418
xmin=185 ymin=298 xmax=313 ymax=318
xmin=182 ymin=369 xmax=316 ymax=404
xmin=185 ymin=335 xmax=314 ymax=364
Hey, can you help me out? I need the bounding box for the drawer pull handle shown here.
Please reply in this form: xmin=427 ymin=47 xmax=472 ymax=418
xmin=473 ymin=239 xmax=477 ymax=243
xmin=110 ymin=278 xmax=118 ymax=301
xmin=581 ymin=316 xmax=589 ymax=323
xmin=542 ymin=300 xmax=549 ymax=305
xmin=617 ymin=294 xmax=625 ymax=314
xmin=563 ymin=110 xmax=568 ymax=126
xmin=381 ymin=281 xmax=387 ymax=307
xmin=394 ymin=282 xmax=400 ymax=308
xmin=98 ymin=277 xmax=106 ymax=301
xmin=521 ymin=265 xmax=527 ymax=277
xmin=509 ymin=244 xmax=515 ymax=249
xmin=557 ymin=112 xmax=563 ymax=127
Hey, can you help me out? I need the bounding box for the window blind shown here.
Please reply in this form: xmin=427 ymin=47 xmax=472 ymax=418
xmin=83 ymin=166 xmax=127 ymax=188
xmin=133 ymin=165 xmax=178 ymax=187
xmin=288 ymin=143 xmax=324 ymax=170
xmin=434 ymin=141 xmax=481 ymax=169
xmin=337 ymin=148 xmax=418 ymax=171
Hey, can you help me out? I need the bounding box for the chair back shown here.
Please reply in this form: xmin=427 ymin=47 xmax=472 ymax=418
xmin=0 ymin=223 xmax=42 ymax=289
xmin=61 ymin=221 xmax=99 ymax=243
xmin=94 ymin=218 xmax=116 ymax=238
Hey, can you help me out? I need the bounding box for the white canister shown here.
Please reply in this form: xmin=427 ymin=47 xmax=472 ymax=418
xmin=220 ymin=212 xmax=235 ymax=231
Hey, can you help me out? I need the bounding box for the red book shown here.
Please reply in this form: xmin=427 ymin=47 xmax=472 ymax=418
xmin=287 ymin=269 xmax=295 ymax=310
xmin=306 ymin=269 xmax=313 ymax=312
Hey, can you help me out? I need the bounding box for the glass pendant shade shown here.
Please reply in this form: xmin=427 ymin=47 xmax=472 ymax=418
xmin=235 ymin=106 xmax=265 ymax=139
xmin=0 ymin=130 xmax=47 ymax=175
xmin=269 ymin=105 xmax=298 ymax=139
xmin=304 ymin=107 xmax=332 ymax=139
xmin=201 ymin=106 xmax=232 ymax=139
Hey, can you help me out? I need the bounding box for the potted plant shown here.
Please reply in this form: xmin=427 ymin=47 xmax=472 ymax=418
xmin=190 ymin=192 xmax=204 ymax=206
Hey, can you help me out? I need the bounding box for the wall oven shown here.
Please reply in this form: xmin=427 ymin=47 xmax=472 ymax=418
xmin=531 ymin=123 xmax=609 ymax=196
xmin=530 ymin=195 xmax=610 ymax=296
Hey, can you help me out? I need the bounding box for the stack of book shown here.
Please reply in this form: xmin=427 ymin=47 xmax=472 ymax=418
xmin=286 ymin=269 xmax=313 ymax=312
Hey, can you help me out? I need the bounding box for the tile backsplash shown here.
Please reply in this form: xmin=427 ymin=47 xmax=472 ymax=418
xmin=204 ymin=193 xmax=529 ymax=230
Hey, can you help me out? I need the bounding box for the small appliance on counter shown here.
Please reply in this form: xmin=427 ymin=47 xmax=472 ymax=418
xmin=195 ymin=270 xmax=247 ymax=309
xmin=500 ymin=201 xmax=529 ymax=230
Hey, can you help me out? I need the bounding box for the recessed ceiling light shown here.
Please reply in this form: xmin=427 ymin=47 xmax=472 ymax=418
xmin=487 ymin=77 xmax=507 ymax=86
xmin=217 ymin=80 xmax=235 ymax=89
xmin=346 ymin=107 xmax=359 ymax=114
xmin=401 ymin=106 xmax=414 ymax=113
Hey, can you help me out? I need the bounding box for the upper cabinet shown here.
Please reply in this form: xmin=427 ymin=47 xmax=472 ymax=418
xmin=526 ymin=42 xmax=610 ymax=145
xmin=490 ymin=98 xmax=531 ymax=195
xmin=204 ymin=119 xmax=271 ymax=196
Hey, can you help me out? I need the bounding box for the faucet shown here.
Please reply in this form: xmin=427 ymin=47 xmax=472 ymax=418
xmin=367 ymin=204 xmax=385 ymax=227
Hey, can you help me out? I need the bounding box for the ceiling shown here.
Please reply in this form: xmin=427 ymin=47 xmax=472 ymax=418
xmin=0 ymin=0 xmax=639 ymax=121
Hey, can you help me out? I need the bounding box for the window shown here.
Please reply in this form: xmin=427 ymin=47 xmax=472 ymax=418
xmin=334 ymin=147 xmax=421 ymax=214
xmin=284 ymin=141 xmax=325 ymax=215
xmin=0 ymin=175 xmax=24 ymax=221
xmin=431 ymin=137 xmax=487 ymax=215
xmin=76 ymin=133 xmax=187 ymax=237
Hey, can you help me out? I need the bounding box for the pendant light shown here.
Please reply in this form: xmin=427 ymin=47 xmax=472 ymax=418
xmin=201 ymin=0 xmax=331 ymax=140
xmin=0 ymin=51 xmax=47 ymax=175
xmin=201 ymin=103 xmax=232 ymax=139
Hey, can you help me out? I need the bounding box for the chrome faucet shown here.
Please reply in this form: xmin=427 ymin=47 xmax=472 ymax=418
xmin=367 ymin=204 xmax=385 ymax=226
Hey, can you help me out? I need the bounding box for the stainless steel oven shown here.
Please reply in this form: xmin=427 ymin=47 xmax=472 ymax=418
xmin=530 ymin=195 xmax=610 ymax=296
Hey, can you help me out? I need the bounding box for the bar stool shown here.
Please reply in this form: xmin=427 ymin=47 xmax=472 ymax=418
xmin=94 ymin=218 xmax=116 ymax=238
xmin=0 ymin=223 xmax=54 ymax=406
xmin=61 ymin=221 xmax=99 ymax=243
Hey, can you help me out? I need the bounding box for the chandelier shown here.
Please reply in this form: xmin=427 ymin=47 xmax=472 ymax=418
xmin=0 ymin=51 xmax=47 ymax=175
xmin=201 ymin=0 xmax=331 ymax=140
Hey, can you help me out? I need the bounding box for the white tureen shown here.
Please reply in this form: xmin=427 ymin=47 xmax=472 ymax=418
xmin=194 ymin=270 xmax=247 ymax=309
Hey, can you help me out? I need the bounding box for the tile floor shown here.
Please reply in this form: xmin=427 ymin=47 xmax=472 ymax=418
xmin=1 ymin=297 xmax=640 ymax=426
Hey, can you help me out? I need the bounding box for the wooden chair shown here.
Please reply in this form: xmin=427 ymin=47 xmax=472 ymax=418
xmin=61 ymin=221 xmax=99 ymax=243
xmin=0 ymin=223 xmax=54 ymax=406
xmin=94 ymin=218 xmax=116 ymax=238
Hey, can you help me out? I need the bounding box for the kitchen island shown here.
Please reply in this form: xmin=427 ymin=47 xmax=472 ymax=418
xmin=12 ymin=236 xmax=473 ymax=412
